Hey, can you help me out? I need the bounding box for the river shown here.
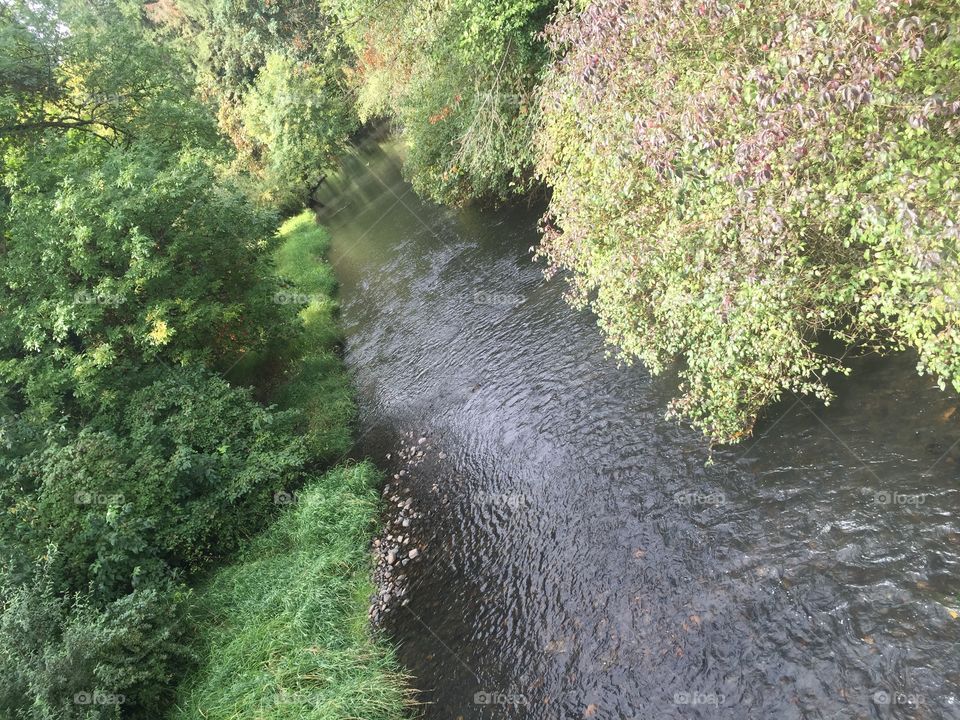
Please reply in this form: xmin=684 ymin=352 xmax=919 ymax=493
xmin=315 ymin=135 xmax=960 ymax=720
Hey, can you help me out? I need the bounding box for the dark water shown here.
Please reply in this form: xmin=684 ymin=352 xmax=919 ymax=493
xmin=316 ymin=137 xmax=960 ymax=720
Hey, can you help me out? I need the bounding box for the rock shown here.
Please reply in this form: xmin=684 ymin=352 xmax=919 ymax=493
xmin=408 ymin=548 xmax=420 ymax=559
xmin=402 ymin=518 xmax=410 ymax=527
xmin=386 ymin=552 xmax=396 ymax=565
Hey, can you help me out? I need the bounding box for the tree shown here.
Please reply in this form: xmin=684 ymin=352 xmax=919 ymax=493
xmin=535 ymin=0 xmax=960 ymax=443
xmin=334 ymin=0 xmax=555 ymax=204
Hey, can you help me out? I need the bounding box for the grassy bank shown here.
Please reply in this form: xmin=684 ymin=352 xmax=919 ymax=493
xmin=227 ymin=211 xmax=355 ymax=463
xmin=169 ymin=463 xmax=409 ymax=720
xmin=169 ymin=214 xmax=409 ymax=719
xmin=272 ymin=213 xmax=355 ymax=462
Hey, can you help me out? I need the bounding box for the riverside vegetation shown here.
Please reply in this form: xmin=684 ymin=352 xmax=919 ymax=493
xmin=1 ymin=0 xmax=958 ymax=717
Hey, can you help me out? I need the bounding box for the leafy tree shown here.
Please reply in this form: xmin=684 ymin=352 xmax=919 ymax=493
xmin=0 ymin=138 xmax=291 ymax=422
xmin=0 ymin=0 xmax=216 ymax=149
xmin=171 ymin=0 xmax=357 ymax=207
xmin=536 ymin=0 xmax=960 ymax=443
xmin=335 ymin=0 xmax=554 ymax=204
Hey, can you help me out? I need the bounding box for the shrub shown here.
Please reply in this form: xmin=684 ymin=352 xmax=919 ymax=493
xmin=536 ymin=0 xmax=960 ymax=443
xmin=0 ymin=564 xmax=187 ymax=719
xmin=0 ymin=139 xmax=295 ymax=421
xmin=0 ymin=366 xmax=306 ymax=601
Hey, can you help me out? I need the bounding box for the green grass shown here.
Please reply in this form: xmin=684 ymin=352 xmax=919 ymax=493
xmin=169 ymin=462 xmax=411 ymax=720
xmin=230 ymin=211 xmax=355 ymax=462
xmin=274 ymin=212 xmax=355 ymax=463
xmin=274 ymin=212 xmax=338 ymax=299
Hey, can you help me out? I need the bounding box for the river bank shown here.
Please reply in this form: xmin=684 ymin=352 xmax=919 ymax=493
xmin=168 ymin=213 xmax=412 ymax=719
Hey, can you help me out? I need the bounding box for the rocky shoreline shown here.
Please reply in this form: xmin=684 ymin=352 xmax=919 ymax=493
xmin=369 ymin=432 xmax=437 ymax=625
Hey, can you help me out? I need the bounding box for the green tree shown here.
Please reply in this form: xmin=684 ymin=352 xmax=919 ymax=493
xmin=334 ymin=0 xmax=554 ymax=204
xmin=171 ymin=0 xmax=357 ymax=207
xmin=536 ymin=0 xmax=960 ymax=443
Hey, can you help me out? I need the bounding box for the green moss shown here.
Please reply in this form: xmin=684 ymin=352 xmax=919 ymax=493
xmin=169 ymin=462 xmax=410 ymax=720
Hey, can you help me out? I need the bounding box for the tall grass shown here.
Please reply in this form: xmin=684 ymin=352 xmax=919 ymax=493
xmin=229 ymin=211 xmax=355 ymax=463
xmin=272 ymin=213 xmax=354 ymax=463
xmin=169 ymin=463 xmax=411 ymax=719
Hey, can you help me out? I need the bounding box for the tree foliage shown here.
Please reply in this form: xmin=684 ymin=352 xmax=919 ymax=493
xmin=171 ymin=0 xmax=357 ymax=208
xmin=536 ymin=0 xmax=960 ymax=443
xmin=335 ymin=0 xmax=555 ymax=204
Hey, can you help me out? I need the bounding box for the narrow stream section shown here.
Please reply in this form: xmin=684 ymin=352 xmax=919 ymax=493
xmin=317 ymin=137 xmax=960 ymax=720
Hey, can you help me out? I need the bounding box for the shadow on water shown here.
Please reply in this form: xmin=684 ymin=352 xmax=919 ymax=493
xmin=315 ymin=136 xmax=960 ymax=720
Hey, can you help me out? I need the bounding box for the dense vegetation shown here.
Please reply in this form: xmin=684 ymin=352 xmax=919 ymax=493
xmin=535 ymin=0 xmax=960 ymax=442
xmin=1 ymin=0 xmax=958 ymax=714
xmin=0 ymin=1 xmax=400 ymax=717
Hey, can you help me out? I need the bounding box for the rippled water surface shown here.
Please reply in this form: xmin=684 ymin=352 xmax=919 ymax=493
xmin=317 ymin=137 xmax=960 ymax=720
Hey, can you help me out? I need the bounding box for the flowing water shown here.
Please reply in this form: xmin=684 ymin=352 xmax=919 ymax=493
xmin=316 ymin=136 xmax=960 ymax=720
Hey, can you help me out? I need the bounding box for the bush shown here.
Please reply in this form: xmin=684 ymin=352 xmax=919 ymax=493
xmin=0 ymin=366 xmax=306 ymax=601
xmin=0 ymin=564 xmax=187 ymax=720
xmin=0 ymin=139 xmax=295 ymax=421
xmin=536 ymin=0 xmax=960 ymax=443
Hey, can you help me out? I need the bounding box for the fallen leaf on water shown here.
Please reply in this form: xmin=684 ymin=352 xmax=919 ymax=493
xmin=941 ymin=406 xmax=957 ymax=422
xmin=863 ymin=636 xmax=874 ymax=644
xmin=584 ymin=704 xmax=598 ymax=717
xmin=949 ymin=609 xmax=958 ymax=619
